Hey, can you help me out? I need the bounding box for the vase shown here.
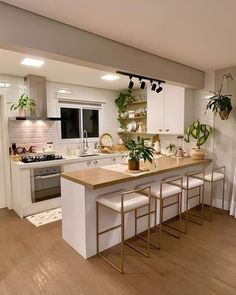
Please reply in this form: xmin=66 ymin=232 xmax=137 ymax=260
xmin=128 ymin=159 xmax=140 ymax=171
xmin=191 ymin=148 xmax=205 ymax=160
xmin=19 ymin=108 xmax=26 ymax=117
xmin=219 ymin=111 xmax=229 ymax=120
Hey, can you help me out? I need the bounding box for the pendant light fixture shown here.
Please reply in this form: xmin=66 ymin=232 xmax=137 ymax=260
xmin=128 ymin=76 xmax=134 ymax=89
xmin=156 ymin=81 xmax=163 ymax=93
xmin=139 ymin=78 xmax=146 ymax=89
xmin=151 ymin=80 xmax=157 ymax=91
xmin=116 ymin=71 xmax=165 ymax=92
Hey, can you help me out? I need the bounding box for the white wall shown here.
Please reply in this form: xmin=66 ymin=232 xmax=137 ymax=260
xmin=213 ymin=67 xmax=236 ymax=204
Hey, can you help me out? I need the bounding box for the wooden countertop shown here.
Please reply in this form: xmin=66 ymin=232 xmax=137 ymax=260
xmin=61 ymin=157 xmax=212 ymax=189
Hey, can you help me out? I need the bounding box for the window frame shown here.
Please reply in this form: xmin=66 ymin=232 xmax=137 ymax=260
xmin=59 ymin=102 xmax=102 ymax=143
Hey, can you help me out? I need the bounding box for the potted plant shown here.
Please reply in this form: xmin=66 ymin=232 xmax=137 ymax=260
xmin=206 ymin=73 xmax=233 ymax=120
xmin=115 ymin=89 xmax=135 ymax=130
xmin=166 ymin=143 xmax=176 ymax=156
xmin=184 ymin=120 xmax=212 ymax=159
xmin=10 ymin=93 xmax=36 ymax=117
xmin=124 ymin=136 xmax=155 ymax=170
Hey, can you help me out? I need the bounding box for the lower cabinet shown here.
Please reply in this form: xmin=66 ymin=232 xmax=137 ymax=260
xmin=63 ymin=155 xmax=122 ymax=172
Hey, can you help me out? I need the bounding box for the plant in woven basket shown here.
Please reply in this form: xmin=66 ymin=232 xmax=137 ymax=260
xmin=206 ymin=73 xmax=233 ymax=120
xmin=184 ymin=120 xmax=212 ymax=149
xmin=184 ymin=120 xmax=212 ymax=160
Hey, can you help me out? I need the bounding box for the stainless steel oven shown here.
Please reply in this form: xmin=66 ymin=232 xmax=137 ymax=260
xmin=31 ymin=166 xmax=61 ymax=203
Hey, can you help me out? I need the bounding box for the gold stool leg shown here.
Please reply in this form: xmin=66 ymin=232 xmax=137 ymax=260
xmin=201 ymin=185 xmax=204 ymax=225
xmin=222 ymin=178 xmax=225 ymax=212
xmin=210 ymin=182 xmax=213 ymax=221
xmin=96 ymin=202 xmax=99 ymax=254
xmin=120 ymin=212 xmax=124 ymax=274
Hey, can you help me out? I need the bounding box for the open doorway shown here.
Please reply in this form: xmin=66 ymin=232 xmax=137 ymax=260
xmin=0 ymin=95 xmax=7 ymax=208
xmin=0 ymin=92 xmax=11 ymax=209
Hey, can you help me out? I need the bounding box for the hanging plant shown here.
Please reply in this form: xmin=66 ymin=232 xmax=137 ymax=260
xmin=205 ymin=73 xmax=233 ymax=120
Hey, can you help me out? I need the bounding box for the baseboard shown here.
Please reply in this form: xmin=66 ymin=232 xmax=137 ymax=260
xmin=213 ymin=198 xmax=230 ymax=211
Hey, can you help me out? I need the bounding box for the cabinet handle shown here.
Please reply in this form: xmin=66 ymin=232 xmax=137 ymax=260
xmin=165 ymin=129 xmax=170 ymax=132
xmin=87 ymin=161 xmax=91 ymax=165
xmin=112 ymin=158 xmax=116 ymax=162
xmin=158 ymin=129 xmax=163 ymax=132
xmin=94 ymin=160 xmax=98 ymax=165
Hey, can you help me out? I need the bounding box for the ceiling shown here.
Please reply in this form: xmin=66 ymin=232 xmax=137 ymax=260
xmin=0 ymin=48 xmax=130 ymax=90
xmin=2 ymin=0 xmax=236 ymax=71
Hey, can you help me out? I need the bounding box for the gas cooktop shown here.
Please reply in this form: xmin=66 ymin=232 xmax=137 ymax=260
xmin=20 ymin=154 xmax=64 ymax=163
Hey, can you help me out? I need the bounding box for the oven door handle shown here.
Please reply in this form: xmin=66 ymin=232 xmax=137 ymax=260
xmin=35 ymin=173 xmax=61 ymax=180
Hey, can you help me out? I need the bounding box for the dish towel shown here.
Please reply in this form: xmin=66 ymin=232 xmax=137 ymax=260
xmin=230 ymin=167 xmax=236 ymax=218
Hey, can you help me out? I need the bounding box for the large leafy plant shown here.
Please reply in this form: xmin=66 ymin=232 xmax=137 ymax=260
xmin=206 ymin=73 xmax=233 ymax=120
xmin=124 ymin=136 xmax=155 ymax=163
xmin=184 ymin=120 xmax=212 ymax=149
xmin=10 ymin=93 xmax=36 ymax=113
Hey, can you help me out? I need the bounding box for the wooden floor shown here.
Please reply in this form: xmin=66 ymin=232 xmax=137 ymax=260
xmin=0 ymin=209 xmax=236 ymax=295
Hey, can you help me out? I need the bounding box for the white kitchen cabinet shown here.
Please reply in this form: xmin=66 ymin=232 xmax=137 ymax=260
xmin=147 ymin=84 xmax=191 ymax=135
xmin=63 ymin=155 xmax=122 ymax=172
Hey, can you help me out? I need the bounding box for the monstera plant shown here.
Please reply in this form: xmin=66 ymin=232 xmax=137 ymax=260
xmin=184 ymin=120 xmax=212 ymax=159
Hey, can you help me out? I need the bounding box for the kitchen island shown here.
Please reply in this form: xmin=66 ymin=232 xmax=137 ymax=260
xmin=61 ymin=157 xmax=211 ymax=259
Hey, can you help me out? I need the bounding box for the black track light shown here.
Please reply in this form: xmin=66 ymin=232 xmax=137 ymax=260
xmin=139 ymin=78 xmax=146 ymax=89
xmin=156 ymin=81 xmax=163 ymax=93
xmin=150 ymin=80 xmax=157 ymax=91
xmin=128 ymin=76 xmax=134 ymax=89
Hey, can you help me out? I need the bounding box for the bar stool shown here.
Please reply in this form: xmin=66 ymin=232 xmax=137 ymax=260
xmin=203 ymin=166 xmax=225 ymax=220
xmin=136 ymin=177 xmax=183 ymax=249
xmin=182 ymin=172 xmax=205 ymax=233
xmin=96 ymin=186 xmax=151 ymax=274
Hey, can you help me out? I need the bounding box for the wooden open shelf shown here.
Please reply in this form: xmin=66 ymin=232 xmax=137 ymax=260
xmin=130 ymin=100 xmax=147 ymax=105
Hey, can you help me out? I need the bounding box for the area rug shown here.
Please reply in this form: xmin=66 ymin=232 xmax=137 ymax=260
xmin=26 ymin=208 xmax=62 ymax=227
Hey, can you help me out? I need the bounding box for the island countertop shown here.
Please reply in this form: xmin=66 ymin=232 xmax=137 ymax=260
xmin=61 ymin=157 xmax=212 ymax=189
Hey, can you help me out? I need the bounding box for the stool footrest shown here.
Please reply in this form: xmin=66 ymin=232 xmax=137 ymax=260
xmin=98 ymin=224 xmax=121 ymax=235
xmin=124 ymin=241 xmax=150 ymax=258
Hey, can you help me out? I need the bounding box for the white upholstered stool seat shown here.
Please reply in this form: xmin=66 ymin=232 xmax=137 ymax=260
xmin=138 ymin=182 xmax=181 ymax=199
xmin=96 ymin=187 xmax=151 ymax=273
xmin=204 ymin=172 xmax=224 ymax=182
xmin=97 ymin=191 xmax=149 ymax=213
xmin=182 ymin=177 xmax=204 ymax=189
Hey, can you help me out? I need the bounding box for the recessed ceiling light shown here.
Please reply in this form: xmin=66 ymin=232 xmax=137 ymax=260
xmin=0 ymin=81 xmax=10 ymax=88
xmin=21 ymin=58 xmax=45 ymax=67
xmin=57 ymin=89 xmax=71 ymax=94
xmin=101 ymin=74 xmax=120 ymax=81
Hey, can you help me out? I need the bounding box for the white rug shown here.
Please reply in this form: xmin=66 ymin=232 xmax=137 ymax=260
xmin=26 ymin=208 xmax=62 ymax=227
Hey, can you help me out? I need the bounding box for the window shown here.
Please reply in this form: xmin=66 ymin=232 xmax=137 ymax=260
xmin=61 ymin=107 xmax=81 ymax=139
xmin=83 ymin=109 xmax=99 ymax=138
xmin=60 ymin=103 xmax=101 ymax=140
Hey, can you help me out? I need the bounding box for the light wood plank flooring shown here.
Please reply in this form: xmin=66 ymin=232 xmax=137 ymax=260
xmin=0 ymin=208 xmax=236 ymax=295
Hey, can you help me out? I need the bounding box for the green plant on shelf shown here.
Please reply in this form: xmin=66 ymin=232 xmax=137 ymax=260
xmin=115 ymin=89 xmax=135 ymax=130
xmin=10 ymin=93 xmax=36 ymax=113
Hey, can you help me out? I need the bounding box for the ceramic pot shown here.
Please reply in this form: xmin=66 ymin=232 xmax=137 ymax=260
xmin=219 ymin=111 xmax=229 ymax=120
xmin=128 ymin=159 xmax=140 ymax=170
xmin=19 ymin=108 xmax=26 ymax=117
xmin=191 ymin=148 xmax=205 ymax=160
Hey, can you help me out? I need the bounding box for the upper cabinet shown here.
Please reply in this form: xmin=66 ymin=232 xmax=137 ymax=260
xmin=147 ymin=84 xmax=193 ymax=135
